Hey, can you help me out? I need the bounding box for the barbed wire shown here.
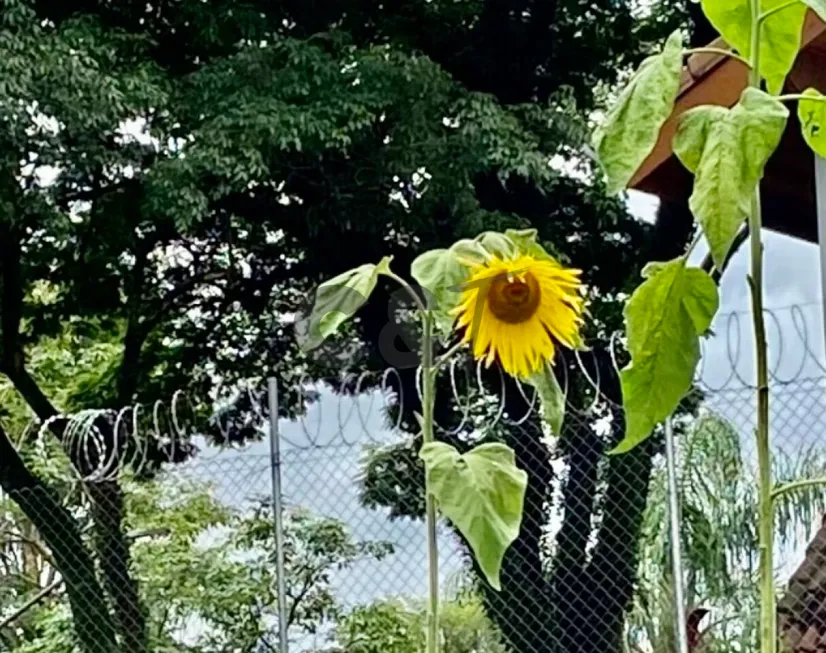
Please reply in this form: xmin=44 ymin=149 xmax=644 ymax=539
xmin=9 ymin=303 xmax=826 ymax=479
xmin=19 ymin=389 xmax=199 ymax=483
xmin=698 ymin=304 xmax=826 ymax=391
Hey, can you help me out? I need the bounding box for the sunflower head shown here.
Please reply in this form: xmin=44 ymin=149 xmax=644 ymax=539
xmin=452 ymin=253 xmax=584 ymax=378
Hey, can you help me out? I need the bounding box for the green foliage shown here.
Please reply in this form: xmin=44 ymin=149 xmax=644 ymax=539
xmin=411 ymin=246 xmax=478 ymax=334
xmin=0 ymin=319 xmax=123 ymax=435
xmin=615 ymin=259 xmax=718 ymax=453
xmin=592 ymin=30 xmax=684 ymax=195
xmin=673 ymin=88 xmax=788 ymax=269
xmin=335 ymin=601 xmax=420 ymax=653
xmin=419 ymin=442 xmax=527 ymax=590
xmin=526 ymin=363 xmax=566 ymax=437
xmin=797 ymin=87 xmax=826 ymax=157
xmin=700 ymin=0 xmax=807 ymax=94
xmin=334 ymin=593 xmax=507 ymax=653
xmin=301 ymin=257 xmax=394 ymax=351
xmin=1 ymin=475 xmax=393 ymax=652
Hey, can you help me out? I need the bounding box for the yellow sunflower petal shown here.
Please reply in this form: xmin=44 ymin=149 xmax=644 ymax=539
xmin=453 ymin=253 xmax=584 ymax=378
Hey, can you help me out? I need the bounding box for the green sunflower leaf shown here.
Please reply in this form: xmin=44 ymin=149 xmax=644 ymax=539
xmin=473 ymin=229 xmax=565 ymax=264
xmin=476 ymin=231 xmax=520 ymax=259
xmin=673 ymin=88 xmax=788 ymax=269
xmin=411 ymin=247 xmax=474 ymax=334
xmin=526 ymin=364 xmax=566 ymax=437
xmin=592 ymin=29 xmax=683 ymax=195
xmin=300 ymin=257 xmax=393 ymax=351
xmin=798 ymin=87 xmax=826 ymax=157
xmin=419 ymin=441 xmax=527 ymax=590
xmin=613 ymin=258 xmax=718 ymax=454
xmin=504 ymin=228 xmax=564 ymax=263
xmin=450 ymin=238 xmax=489 ymax=266
xmin=700 ymin=0 xmax=806 ymax=95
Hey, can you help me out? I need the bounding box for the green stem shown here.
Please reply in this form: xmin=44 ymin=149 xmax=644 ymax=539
xmin=685 ymin=232 xmax=703 ymax=259
xmin=771 ymin=477 xmax=826 ymax=501
xmin=748 ymin=4 xmax=775 ymax=651
xmin=434 ymin=340 xmax=465 ymax=369
xmin=777 ymin=93 xmax=826 ymax=103
xmin=385 ymin=270 xmax=428 ymax=313
xmin=421 ymin=312 xmax=440 ymax=653
xmin=383 ymin=271 xmax=440 ymax=652
xmin=683 ymin=47 xmax=752 ymax=68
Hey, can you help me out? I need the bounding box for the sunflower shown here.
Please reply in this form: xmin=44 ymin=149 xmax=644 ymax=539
xmin=452 ymin=253 xmax=584 ymax=378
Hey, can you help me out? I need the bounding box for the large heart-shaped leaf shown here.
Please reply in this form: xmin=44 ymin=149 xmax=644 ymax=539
xmin=673 ymin=88 xmax=788 ymax=269
xmin=420 ymin=442 xmax=527 ymax=590
xmin=300 ymin=257 xmax=393 ymax=351
xmin=592 ymin=30 xmax=683 ymax=194
xmin=613 ymin=258 xmax=718 ymax=454
xmin=701 ymin=0 xmax=806 ymax=94
xmin=798 ymin=87 xmax=826 ymax=157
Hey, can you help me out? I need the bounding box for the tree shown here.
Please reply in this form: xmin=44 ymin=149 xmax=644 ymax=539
xmin=333 ymin=592 xmax=507 ymax=653
xmin=0 ymin=0 xmax=699 ymax=650
xmin=0 ymin=470 xmax=393 ymax=652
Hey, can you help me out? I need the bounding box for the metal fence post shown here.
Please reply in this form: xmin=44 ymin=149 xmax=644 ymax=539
xmin=268 ymin=377 xmax=289 ymax=653
xmin=665 ymin=416 xmax=689 ymax=653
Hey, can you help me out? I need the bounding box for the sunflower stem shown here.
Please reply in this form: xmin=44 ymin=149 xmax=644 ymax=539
xmin=384 ymin=270 xmax=428 ymax=313
xmin=746 ymin=3 xmax=775 ymax=652
xmin=421 ymin=311 xmax=440 ymax=653
xmin=683 ymin=47 xmax=752 ymax=69
xmin=435 ymin=340 xmax=466 ymax=369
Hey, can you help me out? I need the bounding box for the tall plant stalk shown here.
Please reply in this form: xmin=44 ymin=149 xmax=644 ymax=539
xmin=309 ymin=239 xmax=542 ymax=653
xmin=746 ymin=3 xmax=774 ymax=651
xmin=420 ymin=312 xmax=440 ymax=653
xmin=586 ymin=0 xmax=826 ymax=648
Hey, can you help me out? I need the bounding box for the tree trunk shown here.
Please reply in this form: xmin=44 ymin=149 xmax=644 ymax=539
xmin=484 ymin=418 xmax=555 ymax=652
xmin=1 ymin=221 xmax=148 ymax=653
xmin=0 ymin=424 xmax=119 ymax=653
xmin=88 ymin=481 xmax=147 ymax=653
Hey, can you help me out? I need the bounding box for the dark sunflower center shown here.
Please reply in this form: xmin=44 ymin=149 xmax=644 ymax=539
xmin=487 ymin=272 xmax=541 ymax=324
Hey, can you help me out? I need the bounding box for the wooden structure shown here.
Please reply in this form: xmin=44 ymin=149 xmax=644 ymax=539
xmin=778 ymin=515 xmax=826 ymax=652
xmin=630 ymin=11 xmax=826 ymax=243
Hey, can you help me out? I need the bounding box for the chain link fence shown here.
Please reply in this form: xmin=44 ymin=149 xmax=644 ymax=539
xmin=3 ymin=304 xmax=826 ymax=652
